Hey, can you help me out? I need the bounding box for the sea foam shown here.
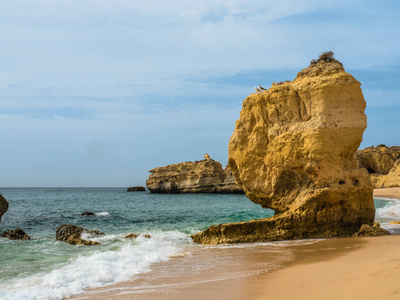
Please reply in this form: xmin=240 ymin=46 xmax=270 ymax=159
xmin=0 ymin=231 xmax=188 ymax=300
xmin=375 ymin=198 xmax=400 ymax=226
xmin=95 ymin=212 xmax=110 ymax=216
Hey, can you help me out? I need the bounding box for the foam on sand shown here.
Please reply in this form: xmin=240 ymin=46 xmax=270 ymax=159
xmin=0 ymin=231 xmax=188 ymax=300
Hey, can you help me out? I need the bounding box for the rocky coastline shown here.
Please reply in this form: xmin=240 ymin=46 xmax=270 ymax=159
xmin=146 ymin=158 xmax=243 ymax=194
xmin=192 ymin=55 xmax=381 ymax=245
xmin=356 ymin=145 xmax=400 ymax=188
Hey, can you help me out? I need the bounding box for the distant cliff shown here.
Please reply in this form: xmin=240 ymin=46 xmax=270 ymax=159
xmin=356 ymin=146 xmax=400 ymax=188
xmin=146 ymin=159 xmax=243 ymax=194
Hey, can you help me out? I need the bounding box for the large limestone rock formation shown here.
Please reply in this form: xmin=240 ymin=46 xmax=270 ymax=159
xmin=375 ymin=160 xmax=400 ymax=188
xmin=356 ymin=146 xmax=400 ymax=175
xmin=0 ymin=194 xmax=9 ymax=224
xmin=355 ymin=146 xmax=400 ymax=188
xmin=192 ymin=59 xmax=376 ymax=245
xmin=146 ymin=159 xmax=244 ymax=194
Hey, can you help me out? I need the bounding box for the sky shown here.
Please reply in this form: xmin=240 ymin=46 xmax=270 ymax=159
xmin=1 ymin=0 xmax=399 ymax=187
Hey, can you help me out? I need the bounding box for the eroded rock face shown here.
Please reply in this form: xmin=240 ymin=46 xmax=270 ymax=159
xmin=146 ymin=159 xmax=243 ymax=193
xmin=56 ymin=224 xmax=104 ymax=245
xmin=375 ymin=160 xmax=400 ymax=188
xmin=217 ymin=165 xmax=245 ymax=194
xmin=355 ymin=146 xmax=400 ymax=188
xmin=192 ymin=60 xmax=375 ymax=245
xmin=126 ymin=233 xmax=140 ymax=239
xmin=0 ymin=194 xmax=9 ymax=224
xmin=356 ymin=146 xmax=400 ymax=175
xmin=1 ymin=228 xmax=31 ymax=240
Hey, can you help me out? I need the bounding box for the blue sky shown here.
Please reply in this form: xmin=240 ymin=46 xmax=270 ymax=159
xmin=1 ymin=0 xmax=399 ymax=187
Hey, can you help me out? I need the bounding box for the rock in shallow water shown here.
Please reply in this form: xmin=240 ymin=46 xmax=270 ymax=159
xmin=1 ymin=228 xmax=31 ymax=240
xmin=56 ymin=224 xmax=104 ymax=245
xmin=127 ymin=186 xmax=146 ymax=192
xmin=0 ymin=194 xmax=9 ymax=224
xmin=126 ymin=233 xmax=140 ymax=239
xmin=192 ymin=59 xmax=376 ymax=245
xmin=80 ymin=211 xmax=95 ymax=216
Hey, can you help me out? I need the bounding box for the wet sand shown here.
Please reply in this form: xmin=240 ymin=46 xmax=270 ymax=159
xmin=70 ymin=188 xmax=400 ymax=300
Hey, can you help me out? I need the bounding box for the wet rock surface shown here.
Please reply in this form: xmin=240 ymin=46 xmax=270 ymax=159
xmin=0 ymin=194 xmax=9 ymax=224
xmin=56 ymin=224 xmax=104 ymax=245
xmin=1 ymin=228 xmax=31 ymax=240
xmin=127 ymin=186 xmax=146 ymax=192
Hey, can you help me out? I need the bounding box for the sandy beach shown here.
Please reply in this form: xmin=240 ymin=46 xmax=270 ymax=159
xmin=70 ymin=188 xmax=400 ymax=300
xmin=374 ymin=187 xmax=400 ymax=199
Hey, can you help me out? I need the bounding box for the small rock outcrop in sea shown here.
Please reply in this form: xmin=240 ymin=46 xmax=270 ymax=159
xmin=125 ymin=233 xmax=151 ymax=239
xmin=354 ymin=222 xmax=390 ymax=237
xmin=0 ymin=194 xmax=9 ymax=225
xmin=126 ymin=233 xmax=140 ymax=239
xmin=1 ymin=228 xmax=31 ymax=240
xmin=127 ymin=186 xmax=146 ymax=192
xmin=389 ymin=221 xmax=400 ymax=225
xmin=56 ymin=224 xmax=104 ymax=245
xmin=80 ymin=211 xmax=95 ymax=216
xmin=355 ymin=145 xmax=400 ymax=188
xmin=192 ymin=54 xmax=377 ymax=245
xmin=146 ymin=159 xmax=244 ymax=194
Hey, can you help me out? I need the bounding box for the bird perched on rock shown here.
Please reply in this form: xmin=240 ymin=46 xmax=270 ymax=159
xmin=258 ymin=84 xmax=267 ymax=91
xmin=255 ymin=86 xmax=261 ymax=93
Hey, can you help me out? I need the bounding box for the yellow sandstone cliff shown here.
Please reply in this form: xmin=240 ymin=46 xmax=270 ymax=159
xmin=355 ymin=146 xmax=400 ymax=188
xmin=192 ymin=59 xmax=376 ymax=244
xmin=146 ymin=159 xmax=244 ymax=194
xmin=375 ymin=160 xmax=400 ymax=188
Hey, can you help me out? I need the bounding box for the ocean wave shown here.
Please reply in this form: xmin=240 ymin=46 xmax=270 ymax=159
xmin=95 ymin=212 xmax=110 ymax=216
xmin=376 ymin=201 xmax=400 ymax=217
xmin=0 ymin=231 xmax=189 ymax=300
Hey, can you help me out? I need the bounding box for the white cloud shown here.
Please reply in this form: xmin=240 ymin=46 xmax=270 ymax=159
xmin=1 ymin=0 xmax=400 ymax=186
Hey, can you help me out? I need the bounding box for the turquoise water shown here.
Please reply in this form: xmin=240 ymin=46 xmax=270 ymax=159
xmin=0 ymin=188 xmax=272 ymax=299
xmin=0 ymin=188 xmax=398 ymax=300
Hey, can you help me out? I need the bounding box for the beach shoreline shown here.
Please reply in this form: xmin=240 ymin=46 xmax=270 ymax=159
xmin=373 ymin=187 xmax=400 ymax=199
xmin=69 ymin=188 xmax=400 ymax=300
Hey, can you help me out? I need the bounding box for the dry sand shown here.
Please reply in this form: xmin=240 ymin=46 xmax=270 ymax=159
xmin=70 ymin=188 xmax=400 ymax=300
xmin=251 ymin=235 xmax=400 ymax=300
xmin=374 ymin=187 xmax=400 ymax=199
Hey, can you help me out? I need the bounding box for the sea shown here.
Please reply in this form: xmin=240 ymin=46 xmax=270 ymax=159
xmin=0 ymin=188 xmax=399 ymax=300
